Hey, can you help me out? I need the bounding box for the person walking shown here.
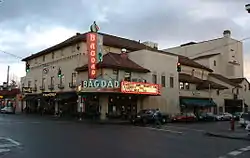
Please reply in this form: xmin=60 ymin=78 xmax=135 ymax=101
xmin=153 ymin=109 xmax=162 ymax=128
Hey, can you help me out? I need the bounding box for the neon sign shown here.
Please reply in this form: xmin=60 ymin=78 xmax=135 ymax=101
xmin=87 ymin=33 xmax=97 ymax=79
xmin=121 ymin=81 xmax=160 ymax=95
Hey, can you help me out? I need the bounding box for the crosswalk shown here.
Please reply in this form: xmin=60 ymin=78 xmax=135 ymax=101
xmin=0 ymin=137 xmax=21 ymax=155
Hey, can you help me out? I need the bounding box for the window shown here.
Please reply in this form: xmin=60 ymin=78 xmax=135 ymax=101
xmin=34 ymin=80 xmax=37 ymax=87
xmin=152 ymin=74 xmax=157 ymax=84
xmin=191 ymin=69 xmax=195 ymax=76
xmin=71 ymin=73 xmax=77 ymax=84
xmin=179 ymin=82 xmax=184 ymax=89
xmin=52 ymin=52 xmax=54 ymax=59
xmin=170 ymin=77 xmax=174 ymax=88
xmin=161 ymin=75 xmax=166 ymax=87
xmin=28 ymin=81 xmax=31 ymax=87
xmin=43 ymin=55 xmax=45 ymax=62
xmin=185 ymin=83 xmax=189 ymax=90
xmin=214 ymin=60 xmax=216 ymax=66
xmin=51 ymin=76 xmax=54 ymax=85
xmin=42 ymin=78 xmax=46 ymax=87
xmin=244 ymin=85 xmax=247 ymax=91
xmin=124 ymin=71 xmax=131 ymax=81
xmin=217 ymin=90 xmax=220 ymax=95
xmin=113 ymin=69 xmax=119 ymax=80
xmin=236 ymin=88 xmax=239 ymax=94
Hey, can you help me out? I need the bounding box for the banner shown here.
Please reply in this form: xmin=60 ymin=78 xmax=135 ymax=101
xmin=86 ymin=33 xmax=98 ymax=79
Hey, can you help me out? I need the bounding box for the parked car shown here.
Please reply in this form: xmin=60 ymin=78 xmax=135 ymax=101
xmin=239 ymin=113 xmax=250 ymax=127
xmin=0 ymin=106 xmax=15 ymax=114
xmin=216 ymin=113 xmax=232 ymax=121
xmin=246 ymin=123 xmax=250 ymax=135
xmin=198 ymin=113 xmax=217 ymax=121
xmin=131 ymin=109 xmax=171 ymax=125
xmin=232 ymin=112 xmax=243 ymax=121
xmin=172 ymin=113 xmax=197 ymax=122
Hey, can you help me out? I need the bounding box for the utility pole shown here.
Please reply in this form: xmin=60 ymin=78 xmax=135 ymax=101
xmin=6 ymin=65 xmax=10 ymax=87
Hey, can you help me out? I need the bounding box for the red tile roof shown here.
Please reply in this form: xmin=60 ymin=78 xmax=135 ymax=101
xmin=22 ymin=32 xmax=178 ymax=61
xmin=209 ymin=73 xmax=241 ymax=88
xmin=178 ymin=56 xmax=213 ymax=72
xmin=179 ymin=73 xmax=203 ymax=84
xmin=196 ymin=80 xmax=228 ymax=90
xmin=75 ymin=52 xmax=150 ymax=73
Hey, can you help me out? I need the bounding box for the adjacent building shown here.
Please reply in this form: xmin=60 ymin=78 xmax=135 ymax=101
xmin=163 ymin=30 xmax=249 ymax=113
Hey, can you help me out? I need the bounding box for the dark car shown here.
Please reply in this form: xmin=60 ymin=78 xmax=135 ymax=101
xmin=131 ymin=109 xmax=170 ymax=125
xmin=197 ymin=113 xmax=216 ymax=121
xmin=232 ymin=112 xmax=242 ymax=121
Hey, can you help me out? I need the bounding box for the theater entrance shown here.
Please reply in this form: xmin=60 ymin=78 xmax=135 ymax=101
xmin=107 ymin=95 xmax=138 ymax=120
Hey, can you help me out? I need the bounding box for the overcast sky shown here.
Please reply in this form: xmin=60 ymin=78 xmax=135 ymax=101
xmin=1 ymin=0 xmax=250 ymax=84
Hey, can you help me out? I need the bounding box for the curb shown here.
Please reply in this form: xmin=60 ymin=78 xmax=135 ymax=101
xmin=204 ymin=132 xmax=250 ymax=141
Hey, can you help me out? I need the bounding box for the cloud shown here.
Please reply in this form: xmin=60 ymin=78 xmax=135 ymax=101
xmin=1 ymin=0 xmax=250 ymax=83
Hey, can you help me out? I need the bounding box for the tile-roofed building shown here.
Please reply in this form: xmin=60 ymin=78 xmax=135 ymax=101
xmin=209 ymin=73 xmax=241 ymax=88
xmin=178 ymin=56 xmax=213 ymax=72
xmin=75 ymin=52 xmax=150 ymax=73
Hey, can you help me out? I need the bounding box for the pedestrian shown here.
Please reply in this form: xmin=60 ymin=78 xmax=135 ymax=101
xmin=153 ymin=109 xmax=162 ymax=128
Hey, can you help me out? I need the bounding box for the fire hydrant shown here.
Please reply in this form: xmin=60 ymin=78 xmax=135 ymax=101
xmin=230 ymin=117 xmax=235 ymax=131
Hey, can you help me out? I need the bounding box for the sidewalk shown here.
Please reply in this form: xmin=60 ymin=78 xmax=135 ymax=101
xmin=204 ymin=128 xmax=250 ymax=141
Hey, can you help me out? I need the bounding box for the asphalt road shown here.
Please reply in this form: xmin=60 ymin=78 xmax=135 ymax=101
xmin=0 ymin=114 xmax=249 ymax=158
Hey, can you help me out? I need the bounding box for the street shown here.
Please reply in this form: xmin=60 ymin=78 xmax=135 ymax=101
xmin=0 ymin=114 xmax=249 ymax=158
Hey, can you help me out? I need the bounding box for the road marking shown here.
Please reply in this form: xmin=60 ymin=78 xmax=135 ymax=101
xmin=165 ymin=125 xmax=205 ymax=132
xmin=239 ymin=147 xmax=250 ymax=151
xmin=0 ymin=149 xmax=10 ymax=153
xmin=228 ymin=151 xmax=242 ymax=156
xmin=4 ymin=138 xmax=21 ymax=146
xmin=144 ymin=127 xmax=183 ymax=134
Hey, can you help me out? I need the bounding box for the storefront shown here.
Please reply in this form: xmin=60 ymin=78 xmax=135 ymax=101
xmin=77 ymin=79 xmax=161 ymax=120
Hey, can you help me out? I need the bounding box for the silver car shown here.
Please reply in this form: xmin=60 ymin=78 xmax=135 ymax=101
xmin=0 ymin=106 xmax=15 ymax=114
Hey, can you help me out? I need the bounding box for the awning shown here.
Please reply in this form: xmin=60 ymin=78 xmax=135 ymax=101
xmin=23 ymin=95 xmax=37 ymax=100
xmin=56 ymin=92 xmax=77 ymax=101
xmin=180 ymin=98 xmax=217 ymax=107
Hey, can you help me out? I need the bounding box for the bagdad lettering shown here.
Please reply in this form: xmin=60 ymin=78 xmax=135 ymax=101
xmin=82 ymin=79 xmax=120 ymax=89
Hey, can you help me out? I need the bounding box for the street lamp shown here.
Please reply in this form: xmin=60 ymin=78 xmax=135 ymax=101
xmin=245 ymin=4 xmax=250 ymax=13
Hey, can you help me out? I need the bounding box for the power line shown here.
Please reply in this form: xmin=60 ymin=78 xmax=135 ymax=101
xmin=188 ymin=37 xmax=250 ymax=58
xmin=0 ymin=50 xmax=23 ymax=59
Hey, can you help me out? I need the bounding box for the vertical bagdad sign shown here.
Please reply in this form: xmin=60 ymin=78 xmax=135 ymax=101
xmin=87 ymin=21 xmax=100 ymax=79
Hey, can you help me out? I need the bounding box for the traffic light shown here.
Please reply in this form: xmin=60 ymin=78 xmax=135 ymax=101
xmin=177 ymin=62 xmax=181 ymax=72
xmin=98 ymin=52 xmax=103 ymax=62
xmin=58 ymin=68 xmax=62 ymax=78
xmin=26 ymin=63 xmax=30 ymax=72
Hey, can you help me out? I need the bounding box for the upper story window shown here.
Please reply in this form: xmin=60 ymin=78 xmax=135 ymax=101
xmin=43 ymin=55 xmax=45 ymax=62
xmin=50 ymin=76 xmax=55 ymax=85
xmin=180 ymin=82 xmax=184 ymax=89
xmin=217 ymin=90 xmax=220 ymax=96
xmin=170 ymin=77 xmax=174 ymax=88
xmin=113 ymin=69 xmax=119 ymax=80
xmin=244 ymin=85 xmax=247 ymax=91
xmin=214 ymin=60 xmax=216 ymax=66
xmin=27 ymin=81 xmax=31 ymax=87
xmin=161 ymin=75 xmax=166 ymax=87
xmin=71 ymin=73 xmax=77 ymax=83
xmin=52 ymin=52 xmax=55 ymax=59
xmin=152 ymin=74 xmax=157 ymax=84
xmin=124 ymin=71 xmax=131 ymax=81
xmin=191 ymin=69 xmax=195 ymax=76
xmin=179 ymin=82 xmax=189 ymax=90
xmin=34 ymin=80 xmax=37 ymax=87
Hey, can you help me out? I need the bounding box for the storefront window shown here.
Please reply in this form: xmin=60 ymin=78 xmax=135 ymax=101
xmin=152 ymin=74 xmax=157 ymax=84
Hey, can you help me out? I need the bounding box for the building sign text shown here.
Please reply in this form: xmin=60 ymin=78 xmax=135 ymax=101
xmin=121 ymin=81 xmax=160 ymax=95
xmin=87 ymin=33 xmax=97 ymax=79
xmin=82 ymin=79 xmax=120 ymax=89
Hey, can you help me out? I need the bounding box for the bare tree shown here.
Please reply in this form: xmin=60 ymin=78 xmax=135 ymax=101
xmin=9 ymin=73 xmax=20 ymax=88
